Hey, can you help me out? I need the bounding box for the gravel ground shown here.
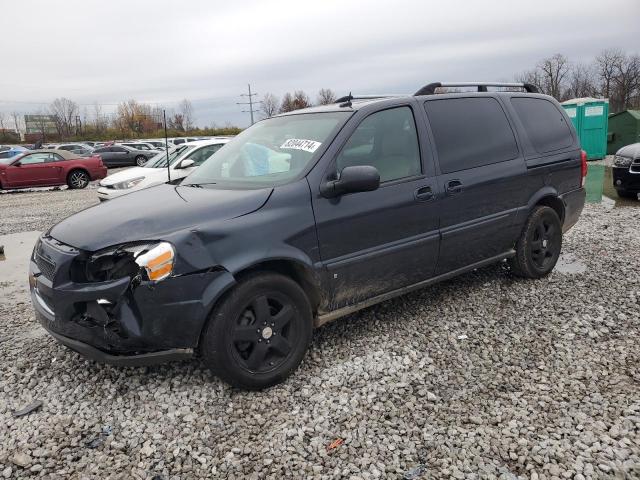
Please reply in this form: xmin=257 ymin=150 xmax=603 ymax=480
xmin=0 ymin=186 xmax=639 ymax=479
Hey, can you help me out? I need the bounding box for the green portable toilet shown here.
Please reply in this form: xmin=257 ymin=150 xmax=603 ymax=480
xmin=607 ymin=110 xmax=640 ymax=154
xmin=561 ymin=98 xmax=609 ymax=160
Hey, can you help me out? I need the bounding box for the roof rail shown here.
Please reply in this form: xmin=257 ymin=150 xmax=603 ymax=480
xmin=414 ymin=82 xmax=539 ymax=95
xmin=334 ymin=94 xmax=407 ymax=103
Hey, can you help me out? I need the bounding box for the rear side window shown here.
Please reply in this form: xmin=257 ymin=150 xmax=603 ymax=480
xmin=510 ymin=97 xmax=573 ymax=153
xmin=424 ymin=97 xmax=519 ymax=174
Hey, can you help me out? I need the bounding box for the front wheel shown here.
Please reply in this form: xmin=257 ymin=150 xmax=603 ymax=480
xmin=200 ymin=272 xmax=313 ymax=390
xmin=135 ymin=155 xmax=147 ymax=167
xmin=616 ymin=189 xmax=639 ymax=200
xmin=509 ymin=206 xmax=562 ymax=278
xmin=67 ymin=170 xmax=90 ymax=189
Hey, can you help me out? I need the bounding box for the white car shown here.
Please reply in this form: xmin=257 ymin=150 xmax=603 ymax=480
xmin=97 ymin=139 xmax=229 ymax=201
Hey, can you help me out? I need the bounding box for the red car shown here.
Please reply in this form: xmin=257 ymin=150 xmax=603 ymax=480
xmin=0 ymin=149 xmax=107 ymax=190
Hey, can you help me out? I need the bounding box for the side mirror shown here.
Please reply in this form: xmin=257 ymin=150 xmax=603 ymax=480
xmin=12 ymin=161 xmax=21 ymax=167
xmin=320 ymin=165 xmax=380 ymax=198
xmin=179 ymin=159 xmax=195 ymax=169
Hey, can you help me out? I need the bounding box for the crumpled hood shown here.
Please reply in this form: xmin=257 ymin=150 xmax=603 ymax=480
xmin=50 ymin=183 xmax=273 ymax=251
xmin=616 ymin=142 xmax=640 ymax=159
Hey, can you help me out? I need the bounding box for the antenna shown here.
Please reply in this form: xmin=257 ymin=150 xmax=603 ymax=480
xmin=163 ymin=109 xmax=170 ymax=183
xmin=237 ymin=83 xmax=259 ymax=125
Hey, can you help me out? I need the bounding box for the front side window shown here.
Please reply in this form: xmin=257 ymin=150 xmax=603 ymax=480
xmin=424 ymin=97 xmax=519 ymax=174
xmin=336 ymin=106 xmax=421 ymax=183
xmin=18 ymin=152 xmax=58 ymax=164
xmin=112 ymin=147 xmax=128 ymax=153
xmin=184 ymin=112 xmax=351 ymax=188
xmin=187 ymin=143 xmax=224 ymax=166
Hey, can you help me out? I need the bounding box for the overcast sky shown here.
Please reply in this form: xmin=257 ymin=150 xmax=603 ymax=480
xmin=2 ymin=0 xmax=638 ymax=127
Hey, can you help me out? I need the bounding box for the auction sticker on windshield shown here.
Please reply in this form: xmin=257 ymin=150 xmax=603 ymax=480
xmin=280 ymin=138 xmax=321 ymax=153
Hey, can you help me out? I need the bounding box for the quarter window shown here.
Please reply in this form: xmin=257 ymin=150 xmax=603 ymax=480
xmin=510 ymin=97 xmax=573 ymax=153
xmin=424 ymin=97 xmax=519 ymax=174
xmin=336 ymin=106 xmax=421 ymax=183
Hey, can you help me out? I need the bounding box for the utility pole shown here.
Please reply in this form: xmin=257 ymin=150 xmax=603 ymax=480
xmin=237 ymin=83 xmax=259 ymax=125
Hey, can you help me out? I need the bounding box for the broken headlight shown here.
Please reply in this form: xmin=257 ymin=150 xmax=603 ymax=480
xmin=84 ymin=242 xmax=175 ymax=283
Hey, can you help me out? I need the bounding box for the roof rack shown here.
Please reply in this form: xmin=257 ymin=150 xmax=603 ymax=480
xmin=334 ymin=94 xmax=407 ymax=103
xmin=414 ymin=82 xmax=539 ymax=95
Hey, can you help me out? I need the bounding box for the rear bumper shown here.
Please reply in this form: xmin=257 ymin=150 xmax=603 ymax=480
xmin=560 ymin=187 xmax=585 ymax=233
xmin=90 ymin=167 xmax=108 ymax=181
xmin=612 ymin=166 xmax=640 ymax=193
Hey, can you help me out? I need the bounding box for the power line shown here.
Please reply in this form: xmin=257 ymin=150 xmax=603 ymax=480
xmin=236 ymin=84 xmax=259 ymax=125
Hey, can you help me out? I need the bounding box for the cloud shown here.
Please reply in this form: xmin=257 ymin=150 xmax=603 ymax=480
xmin=1 ymin=0 xmax=638 ymax=126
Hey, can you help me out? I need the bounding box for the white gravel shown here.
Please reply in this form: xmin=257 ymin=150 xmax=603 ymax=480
xmin=0 ymin=187 xmax=639 ymax=479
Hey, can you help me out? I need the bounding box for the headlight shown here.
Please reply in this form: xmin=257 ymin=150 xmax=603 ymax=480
xmin=135 ymin=242 xmax=175 ymax=282
xmin=614 ymin=156 xmax=632 ymax=168
xmin=84 ymin=242 xmax=174 ymax=283
xmin=113 ymin=176 xmax=145 ymax=190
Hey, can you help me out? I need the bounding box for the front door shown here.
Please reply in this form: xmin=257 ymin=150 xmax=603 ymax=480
xmin=312 ymin=105 xmax=441 ymax=309
xmin=4 ymin=152 xmax=62 ymax=187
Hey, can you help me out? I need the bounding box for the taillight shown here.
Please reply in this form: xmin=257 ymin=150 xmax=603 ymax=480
xmin=580 ymin=150 xmax=588 ymax=187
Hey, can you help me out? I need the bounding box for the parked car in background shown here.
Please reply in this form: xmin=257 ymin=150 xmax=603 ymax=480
xmin=142 ymin=140 xmax=167 ymax=149
xmin=30 ymin=82 xmax=586 ymax=389
xmin=612 ymin=142 xmax=640 ymax=199
xmin=0 ymin=146 xmax=28 ymax=160
xmin=121 ymin=142 xmax=160 ymax=152
xmin=54 ymin=144 xmax=95 ymax=157
xmin=0 ymin=149 xmax=106 ymax=189
xmin=92 ymin=144 xmax=155 ymax=167
xmin=97 ymin=139 xmax=229 ymax=200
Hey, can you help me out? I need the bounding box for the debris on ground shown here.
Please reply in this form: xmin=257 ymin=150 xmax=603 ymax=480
xmin=11 ymin=400 xmax=43 ymax=418
xmin=85 ymin=425 xmax=113 ymax=449
xmin=403 ymin=464 xmax=427 ymax=479
xmin=326 ymin=438 xmax=344 ymax=452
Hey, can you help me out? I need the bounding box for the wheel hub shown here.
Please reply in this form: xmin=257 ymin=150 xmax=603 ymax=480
xmin=542 ymin=239 xmax=548 ymax=248
xmin=261 ymin=326 xmax=273 ymax=339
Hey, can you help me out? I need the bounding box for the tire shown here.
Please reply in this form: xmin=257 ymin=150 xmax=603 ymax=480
xmin=200 ymin=272 xmax=313 ymax=390
xmin=616 ymin=189 xmax=639 ymax=200
xmin=67 ymin=170 xmax=90 ymax=189
xmin=135 ymin=155 xmax=147 ymax=167
xmin=509 ymin=206 xmax=562 ymax=279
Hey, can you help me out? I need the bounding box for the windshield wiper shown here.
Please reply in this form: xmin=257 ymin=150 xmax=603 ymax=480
xmin=183 ymin=182 xmax=217 ymax=188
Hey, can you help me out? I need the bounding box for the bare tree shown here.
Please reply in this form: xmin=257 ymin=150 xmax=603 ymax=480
xmin=49 ymin=97 xmax=79 ymax=138
xmin=538 ymin=54 xmax=570 ymax=100
xmin=170 ymin=113 xmax=185 ymax=131
xmin=567 ymin=63 xmax=596 ymax=99
xmin=0 ymin=112 xmax=5 ymax=132
xmin=316 ymin=88 xmax=336 ymax=105
xmin=280 ymin=92 xmax=295 ymax=113
xmin=178 ymin=99 xmax=194 ymax=131
xmin=612 ymin=53 xmax=640 ymax=111
xmin=261 ymin=93 xmax=279 ymax=118
xmin=11 ymin=112 xmax=21 ymax=134
xmin=595 ymin=48 xmax=624 ymax=101
xmin=93 ymin=102 xmax=106 ymax=134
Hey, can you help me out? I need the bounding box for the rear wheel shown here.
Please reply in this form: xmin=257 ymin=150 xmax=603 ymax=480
xmin=67 ymin=170 xmax=90 ymax=189
xmin=135 ymin=155 xmax=147 ymax=167
xmin=200 ymin=272 xmax=313 ymax=390
xmin=509 ymin=206 xmax=562 ymax=278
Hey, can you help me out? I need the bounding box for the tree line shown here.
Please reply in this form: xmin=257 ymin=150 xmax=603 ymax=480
xmin=516 ymin=48 xmax=639 ymax=112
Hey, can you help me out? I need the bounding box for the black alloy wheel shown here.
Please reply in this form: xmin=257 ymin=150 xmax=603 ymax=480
xmin=510 ymin=206 xmax=563 ymax=278
xmin=200 ymin=272 xmax=312 ymax=390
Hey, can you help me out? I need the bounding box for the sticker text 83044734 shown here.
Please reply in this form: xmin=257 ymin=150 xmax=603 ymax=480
xmin=280 ymin=138 xmax=322 ymax=153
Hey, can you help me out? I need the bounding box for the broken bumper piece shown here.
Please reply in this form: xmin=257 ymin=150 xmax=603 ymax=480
xmin=44 ymin=327 xmax=193 ymax=366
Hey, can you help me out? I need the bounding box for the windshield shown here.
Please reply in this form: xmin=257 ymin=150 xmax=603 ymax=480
xmin=183 ymin=112 xmax=350 ymax=188
xmin=143 ymin=145 xmax=192 ymax=168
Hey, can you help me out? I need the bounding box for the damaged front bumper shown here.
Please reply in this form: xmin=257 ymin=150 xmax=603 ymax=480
xmin=29 ymin=235 xmax=230 ymax=365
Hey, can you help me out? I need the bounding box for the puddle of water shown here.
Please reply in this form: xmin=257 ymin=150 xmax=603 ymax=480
xmin=584 ymin=165 xmax=639 ymax=208
xmin=555 ymin=252 xmax=587 ymax=274
xmin=0 ymin=231 xmax=41 ymax=302
xmin=602 ymin=166 xmax=639 ymax=208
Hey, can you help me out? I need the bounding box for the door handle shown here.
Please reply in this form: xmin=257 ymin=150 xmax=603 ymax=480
xmin=445 ymin=180 xmax=463 ymax=195
xmin=414 ymin=186 xmax=434 ymax=201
